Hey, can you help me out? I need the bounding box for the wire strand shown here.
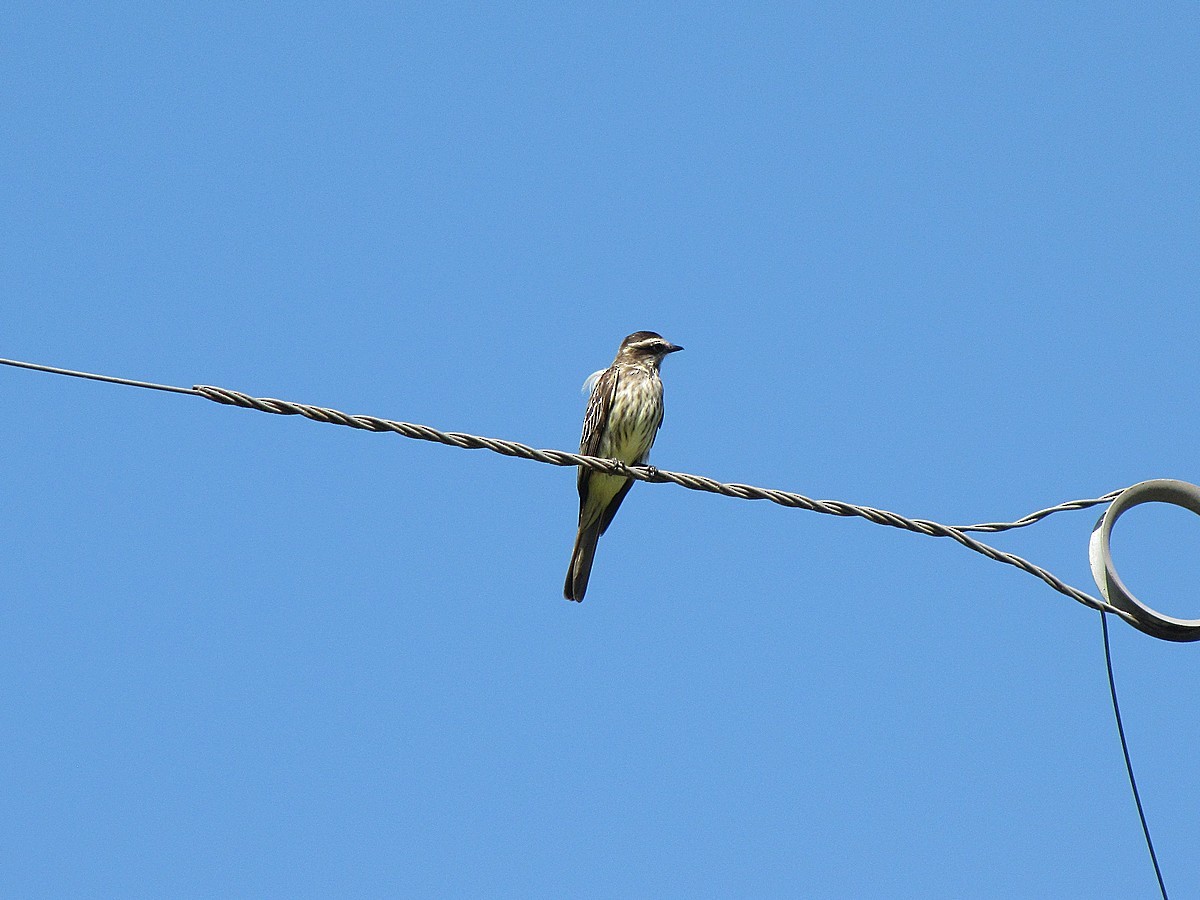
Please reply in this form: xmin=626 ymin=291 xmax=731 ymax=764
xmin=1102 ymin=612 xmax=1169 ymax=900
xmin=959 ymin=491 xmax=1125 ymax=533
xmin=0 ymin=356 xmax=1141 ymax=627
xmin=0 ymin=357 xmax=201 ymax=395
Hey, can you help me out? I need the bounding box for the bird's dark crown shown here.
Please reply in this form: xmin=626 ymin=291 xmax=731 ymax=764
xmin=622 ymin=330 xmax=665 ymax=346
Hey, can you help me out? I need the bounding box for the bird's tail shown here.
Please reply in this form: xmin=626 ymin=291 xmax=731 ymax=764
xmin=564 ymin=519 xmax=602 ymax=602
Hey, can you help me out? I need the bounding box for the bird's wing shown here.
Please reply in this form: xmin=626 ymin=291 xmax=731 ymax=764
xmin=577 ymin=366 xmax=620 ymax=504
xmin=580 ymin=366 xmax=618 ymax=458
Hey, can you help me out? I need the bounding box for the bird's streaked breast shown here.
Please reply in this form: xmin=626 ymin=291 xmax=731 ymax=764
xmin=599 ymin=368 xmax=663 ymax=465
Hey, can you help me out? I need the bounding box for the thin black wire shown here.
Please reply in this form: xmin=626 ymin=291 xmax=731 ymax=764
xmin=1102 ymin=611 xmax=1169 ymax=900
xmin=0 ymin=357 xmax=200 ymax=395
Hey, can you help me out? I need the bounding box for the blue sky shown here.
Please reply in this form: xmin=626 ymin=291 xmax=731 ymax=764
xmin=3 ymin=3 xmax=1199 ymax=897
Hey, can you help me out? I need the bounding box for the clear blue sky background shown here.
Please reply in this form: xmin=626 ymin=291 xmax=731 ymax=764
xmin=3 ymin=4 xmax=1198 ymax=897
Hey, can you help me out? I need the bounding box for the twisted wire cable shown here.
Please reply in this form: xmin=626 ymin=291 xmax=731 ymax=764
xmin=0 ymin=357 xmax=1138 ymax=627
xmin=190 ymin=384 xmax=1139 ymax=628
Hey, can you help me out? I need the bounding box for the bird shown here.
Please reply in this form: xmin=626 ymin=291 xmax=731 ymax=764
xmin=564 ymin=331 xmax=683 ymax=602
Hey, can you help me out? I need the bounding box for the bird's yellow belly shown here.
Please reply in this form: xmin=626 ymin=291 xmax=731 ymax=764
xmin=585 ymin=471 xmax=628 ymax=514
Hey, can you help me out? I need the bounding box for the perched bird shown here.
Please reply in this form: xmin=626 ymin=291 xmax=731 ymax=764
xmin=564 ymin=331 xmax=683 ymax=602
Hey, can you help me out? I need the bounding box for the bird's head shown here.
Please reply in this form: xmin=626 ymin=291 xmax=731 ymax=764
xmin=615 ymin=331 xmax=684 ymax=369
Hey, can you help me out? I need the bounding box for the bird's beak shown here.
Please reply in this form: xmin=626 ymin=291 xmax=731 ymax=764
xmin=665 ymin=343 xmax=684 ymax=354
